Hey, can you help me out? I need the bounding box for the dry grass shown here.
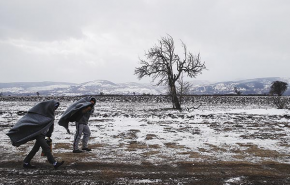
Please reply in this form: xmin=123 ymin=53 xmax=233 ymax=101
xmin=54 ymin=143 xmax=71 ymax=150
xmin=244 ymin=145 xmax=281 ymax=158
xmin=148 ymin=144 xmax=161 ymax=149
xmin=205 ymin=143 xmax=228 ymax=153
xmin=90 ymin=143 xmax=105 ymax=148
xmin=142 ymin=151 xmax=160 ymax=157
xmin=178 ymin=151 xmax=203 ymax=159
xmin=126 ymin=141 xmax=148 ymax=151
xmin=145 ymin=134 xmax=158 ymax=140
xmin=113 ymin=129 xmax=141 ymax=140
xmin=164 ymin=142 xmax=185 ymax=149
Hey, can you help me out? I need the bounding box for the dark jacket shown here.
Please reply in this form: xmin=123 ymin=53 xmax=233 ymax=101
xmin=45 ymin=123 xmax=54 ymax=137
xmin=58 ymin=97 xmax=95 ymax=131
xmin=77 ymin=107 xmax=94 ymax=124
xmin=6 ymin=100 xmax=58 ymax=147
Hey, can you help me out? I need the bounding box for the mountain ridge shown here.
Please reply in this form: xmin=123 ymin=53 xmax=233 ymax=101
xmin=0 ymin=77 xmax=289 ymax=96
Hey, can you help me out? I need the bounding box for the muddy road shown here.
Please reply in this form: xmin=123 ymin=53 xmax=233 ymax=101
xmin=1 ymin=160 xmax=290 ymax=184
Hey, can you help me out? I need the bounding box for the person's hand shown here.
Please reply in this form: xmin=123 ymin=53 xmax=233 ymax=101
xmin=82 ymin=106 xmax=92 ymax=113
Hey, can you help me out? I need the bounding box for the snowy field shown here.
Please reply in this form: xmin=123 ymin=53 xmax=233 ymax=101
xmin=1 ymin=95 xmax=290 ymax=184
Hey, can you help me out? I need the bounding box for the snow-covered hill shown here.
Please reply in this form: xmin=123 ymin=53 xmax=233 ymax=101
xmin=0 ymin=80 xmax=167 ymax=96
xmin=0 ymin=77 xmax=289 ymax=96
xmin=190 ymin=77 xmax=290 ymax=95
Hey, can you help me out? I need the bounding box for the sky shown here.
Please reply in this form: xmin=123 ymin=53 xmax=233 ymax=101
xmin=0 ymin=0 xmax=289 ymax=84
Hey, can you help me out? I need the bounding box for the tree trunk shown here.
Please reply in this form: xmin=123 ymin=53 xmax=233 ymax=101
xmin=170 ymin=83 xmax=181 ymax=110
xmin=173 ymin=93 xmax=181 ymax=110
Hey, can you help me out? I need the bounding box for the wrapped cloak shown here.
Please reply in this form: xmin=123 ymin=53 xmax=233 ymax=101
xmin=6 ymin=100 xmax=58 ymax=147
xmin=58 ymin=97 xmax=94 ymax=133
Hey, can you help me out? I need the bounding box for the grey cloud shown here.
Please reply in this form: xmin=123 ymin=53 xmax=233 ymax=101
xmin=0 ymin=0 xmax=290 ymax=83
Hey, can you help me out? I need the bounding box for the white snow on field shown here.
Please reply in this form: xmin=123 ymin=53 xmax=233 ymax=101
xmin=224 ymin=176 xmax=245 ymax=184
xmin=0 ymin=117 xmax=5 ymax=122
xmin=1 ymin=99 xmax=290 ymax=165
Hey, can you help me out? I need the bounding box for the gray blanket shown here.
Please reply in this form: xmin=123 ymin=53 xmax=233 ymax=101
xmin=6 ymin=100 xmax=57 ymax=147
xmin=58 ymin=97 xmax=94 ymax=133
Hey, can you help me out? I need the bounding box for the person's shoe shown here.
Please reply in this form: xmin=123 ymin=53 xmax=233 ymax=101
xmin=54 ymin=161 xmax=64 ymax=170
xmin=23 ymin=163 xmax=36 ymax=169
xmin=73 ymin=149 xmax=83 ymax=153
xmin=82 ymin=148 xmax=92 ymax=151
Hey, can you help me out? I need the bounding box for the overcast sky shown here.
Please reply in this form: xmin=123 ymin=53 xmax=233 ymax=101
xmin=0 ymin=0 xmax=289 ymax=84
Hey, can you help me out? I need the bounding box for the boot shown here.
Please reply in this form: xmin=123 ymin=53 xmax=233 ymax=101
xmin=23 ymin=163 xmax=36 ymax=169
xmin=82 ymin=148 xmax=92 ymax=151
xmin=54 ymin=161 xmax=64 ymax=169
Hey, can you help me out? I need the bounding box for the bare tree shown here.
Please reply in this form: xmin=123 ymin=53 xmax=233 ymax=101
xmin=269 ymin=81 xmax=288 ymax=96
xmin=234 ymin=87 xmax=241 ymax=96
xmin=268 ymin=81 xmax=288 ymax=109
xmin=135 ymin=35 xmax=206 ymax=110
xmin=177 ymin=72 xmax=192 ymax=106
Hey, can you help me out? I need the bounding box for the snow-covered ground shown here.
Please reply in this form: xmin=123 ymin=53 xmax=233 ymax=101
xmin=1 ymin=96 xmax=290 ymax=184
xmin=1 ymin=96 xmax=290 ymax=166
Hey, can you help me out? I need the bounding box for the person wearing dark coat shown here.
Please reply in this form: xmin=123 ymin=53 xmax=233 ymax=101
xmin=6 ymin=100 xmax=64 ymax=169
xmin=58 ymin=97 xmax=96 ymax=153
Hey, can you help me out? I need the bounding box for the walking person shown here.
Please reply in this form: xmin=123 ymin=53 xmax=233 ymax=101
xmin=6 ymin=100 xmax=64 ymax=169
xmin=58 ymin=97 xmax=96 ymax=153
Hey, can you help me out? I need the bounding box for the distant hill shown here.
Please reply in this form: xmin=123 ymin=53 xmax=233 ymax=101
xmin=0 ymin=77 xmax=290 ymax=96
xmin=0 ymin=80 xmax=166 ymax=96
xmin=190 ymin=77 xmax=290 ymax=95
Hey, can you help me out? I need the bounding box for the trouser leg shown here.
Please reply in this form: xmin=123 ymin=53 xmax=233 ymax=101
xmin=24 ymin=138 xmax=41 ymax=163
xmin=73 ymin=123 xmax=84 ymax=150
xmin=24 ymin=135 xmax=56 ymax=164
xmin=82 ymin=124 xmax=91 ymax=149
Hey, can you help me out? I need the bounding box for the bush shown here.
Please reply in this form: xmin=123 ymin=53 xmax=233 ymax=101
xmin=273 ymin=97 xmax=288 ymax=109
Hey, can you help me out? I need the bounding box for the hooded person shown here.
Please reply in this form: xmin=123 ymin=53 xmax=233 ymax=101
xmin=6 ymin=100 xmax=64 ymax=169
xmin=58 ymin=97 xmax=96 ymax=153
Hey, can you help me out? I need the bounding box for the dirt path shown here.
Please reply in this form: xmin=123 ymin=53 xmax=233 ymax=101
xmin=1 ymin=161 xmax=290 ymax=184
